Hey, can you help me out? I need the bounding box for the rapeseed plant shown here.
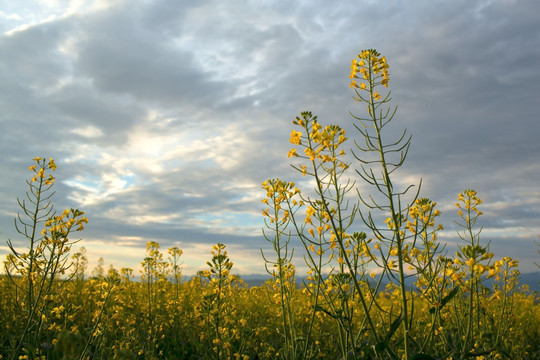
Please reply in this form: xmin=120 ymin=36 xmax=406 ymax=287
xmin=261 ymin=178 xmax=315 ymax=360
xmin=196 ymin=243 xmax=249 ymax=360
xmin=3 ymin=157 xmax=88 ymax=360
xmin=285 ymin=109 xmax=384 ymax=359
xmin=168 ymin=246 xmax=183 ymax=300
xmin=140 ymin=241 xmax=170 ymax=357
xmin=276 ymin=49 xmax=417 ymax=358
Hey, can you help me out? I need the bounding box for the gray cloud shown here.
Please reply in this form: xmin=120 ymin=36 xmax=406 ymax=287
xmin=1 ymin=0 xmax=539 ymax=274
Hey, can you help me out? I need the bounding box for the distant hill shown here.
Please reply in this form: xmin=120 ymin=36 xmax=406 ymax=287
xmin=240 ymin=272 xmax=540 ymax=293
xmin=520 ymin=272 xmax=540 ymax=293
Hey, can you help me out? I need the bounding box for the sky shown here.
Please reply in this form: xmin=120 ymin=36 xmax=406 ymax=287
xmin=1 ymin=0 xmax=539 ymax=277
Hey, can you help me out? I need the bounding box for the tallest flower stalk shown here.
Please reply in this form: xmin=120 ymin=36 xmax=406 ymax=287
xmin=350 ymin=49 xmax=415 ymax=359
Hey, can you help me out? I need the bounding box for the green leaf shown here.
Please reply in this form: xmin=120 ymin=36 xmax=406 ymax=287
xmin=314 ymin=305 xmax=341 ymax=320
xmin=385 ymin=312 xmax=403 ymax=343
xmin=430 ymin=286 xmax=460 ymax=313
xmin=441 ymin=285 xmax=460 ymax=307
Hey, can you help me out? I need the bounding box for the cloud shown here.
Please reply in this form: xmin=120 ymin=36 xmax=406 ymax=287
xmin=1 ymin=0 xmax=539 ymax=275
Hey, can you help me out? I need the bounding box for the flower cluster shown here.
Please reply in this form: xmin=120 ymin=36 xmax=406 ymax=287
xmin=288 ymin=111 xmax=349 ymax=177
xmin=349 ymin=49 xmax=390 ymax=95
xmin=28 ymin=157 xmax=56 ymax=185
xmin=407 ymin=199 xmax=442 ymax=232
xmin=456 ymin=189 xmax=483 ymax=218
xmin=454 ymin=189 xmax=494 ymax=280
xmin=261 ymin=179 xmax=302 ymax=225
xmin=34 ymin=209 xmax=88 ymax=275
xmin=42 ymin=208 xmax=88 ymax=237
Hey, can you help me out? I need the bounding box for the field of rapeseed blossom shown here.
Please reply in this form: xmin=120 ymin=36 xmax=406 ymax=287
xmin=1 ymin=50 xmax=539 ymax=360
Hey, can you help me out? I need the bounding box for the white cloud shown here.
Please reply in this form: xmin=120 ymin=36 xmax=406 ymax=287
xmin=70 ymin=125 xmax=103 ymax=138
xmin=0 ymin=11 xmax=22 ymax=20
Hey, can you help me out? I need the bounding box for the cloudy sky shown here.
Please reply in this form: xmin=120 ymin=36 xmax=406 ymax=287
xmin=1 ymin=0 xmax=539 ymax=276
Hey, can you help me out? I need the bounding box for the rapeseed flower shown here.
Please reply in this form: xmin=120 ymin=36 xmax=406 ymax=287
xmin=289 ymin=130 xmax=302 ymax=145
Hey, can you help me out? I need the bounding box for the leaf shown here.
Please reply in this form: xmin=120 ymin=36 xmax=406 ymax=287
xmin=441 ymin=285 xmax=460 ymax=307
xmin=314 ymin=305 xmax=342 ymax=320
xmin=385 ymin=312 xmax=403 ymax=343
xmin=374 ymin=313 xmax=404 ymax=355
xmin=430 ymin=286 xmax=460 ymax=313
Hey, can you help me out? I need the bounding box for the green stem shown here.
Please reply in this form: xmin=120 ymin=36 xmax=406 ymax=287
xmin=368 ymin=65 xmax=409 ymax=358
xmin=10 ymin=175 xmax=46 ymax=360
xmin=308 ymin=135 xmax=381 ymax=347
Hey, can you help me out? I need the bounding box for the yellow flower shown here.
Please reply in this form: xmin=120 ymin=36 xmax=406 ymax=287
xmin=360 ymin=67 xmax=369 ymax=79
xmin=487 ymin=268 xmax=497 ymax=278
xmin=287 ymin=148 xmax=298 ymax=158
xmin=289 ymin=130 xmax=302 ymax=145
xmin=48 ymin=158 xmax=57 ymax=170
xmin=321 ymin=155 xmax=333 ymax=163
xmin=304 ymin=148 xmax=315 ymax=161
xmin=44 ymin=175 xmax=55 ymax=185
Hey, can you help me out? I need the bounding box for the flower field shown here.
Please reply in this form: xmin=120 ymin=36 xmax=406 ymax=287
xmin=2 ymin=50 xmax=539 ymax=360
xmin=1 ymin=242 xmax=539 ymax=359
